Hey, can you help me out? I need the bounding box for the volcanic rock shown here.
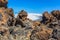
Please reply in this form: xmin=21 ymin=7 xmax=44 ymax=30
xmin=41 ymin=11 xmax=55 ymax=24
xmin=15 ymin=10 xmax=28 ymax=27
xmin=0 ymin=26 xmax=9 ymax=37
xmin=6 ymin=8 xmax=14 ymax=17
xmin=30 ymin=25 xmax=53 ymax=40
xmin=0 ymin=0 xmax=60 ymax=40
xmin=0 ymin=8 xmax=9 ymax=25
xmin=0 ymin=8 xmax=15 ymax=26
xmin=6 ymin=8 xmax=15 ymax=26
xmin=51 ymin=10 xmax=60 ymax=20
xmin=0 ymin=0 xmax=8 ymax=8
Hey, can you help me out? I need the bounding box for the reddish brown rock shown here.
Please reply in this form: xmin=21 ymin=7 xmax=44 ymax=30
xmin=0 ymin=26 xmax=9 ymax=37
xmin=6 ymin=8 xmax=15 ymax=26
xmin=51 ymin=10 xmax=60 ymax=20
xmin=30 ymin=25 xmax=53 ymax=40
xmin=32 ymin=21 xmax=41 ymax=29
xmin=0 ymin=8 xmax=9 ymax=25
xmin=41 ymin=11 xmax=55 ymax=24
xmin=0 ymin=8 xmax=15 ymax=26
xmin=6 ymin=8 xmax=14 ymax=17
xmin=17 ymin=10 xmax=27 ymax=20
xmin=0 ymin=0 xmax=8 ymax=8
xmin=15 ymin=10 xmax=28 ymax=27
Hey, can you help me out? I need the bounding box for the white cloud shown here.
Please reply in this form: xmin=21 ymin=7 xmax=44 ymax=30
xmin=15 ymin=13 xmax=42 ymax=21
xmin=15 ymin=13 xmax=18 ymax=17
xmin=27 ymin=13 xmax=42 ymax=20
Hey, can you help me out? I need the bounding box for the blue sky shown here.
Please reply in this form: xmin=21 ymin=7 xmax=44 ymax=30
xmin=8 ymin=0 xmax=60 ymax=14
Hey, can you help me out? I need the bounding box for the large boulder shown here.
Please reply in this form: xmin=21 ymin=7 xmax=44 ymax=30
xmin=6 ymin=8 xmax=14 ymax=17
xmin=30 ymin=25 xmax=53 ymax=40
xmin=32 ymin=21 xmax=41 ymax=29
xmin=0 ymin=0 xmax=8 ymax=8
xmin=15 ymin=10 xmax=28 ymax=27
xmin=51 ymin=10 xmax=60 ymax=20
xmin=0 ymin=26 xmax=9 ymax=37
xmin=6 ymin=8 xmax=15 ymax=26
xmin=0 ymin=8 xmax=9 ymax=25
xmin=17 ymin=10 xmax=27 ymax=20
xmin=10 ymin=26 xmax=33 ymax=40
xmin=51 ymin=29 xmax=60 ymax=40
xmin=0 ymin=8 xmax=15 ymax=26
xmin=41 ymin=11 xmax=55 ymax=24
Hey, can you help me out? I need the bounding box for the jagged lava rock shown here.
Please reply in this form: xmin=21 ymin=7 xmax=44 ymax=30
xmin=51 ymin=10 xmax=60 ymax=20
xmin=15 ymin=10 xmax=32 ymax=27
xmin=41 ymin=11 xmax=55 ymax=24
xmin=6 ymin=8 xmax=15 ymax=26
xmin=30 ymin=25 xmax=53 ymax=40
xmin=0 ymin=8 xmax=9 ymax=25
xmin=0 ymin=8 xmax=15 ymax=26
xmin=0 ymin=0 xmax=8 ymax=8
xmin=17 ymin=10 xmax=27 ymax=20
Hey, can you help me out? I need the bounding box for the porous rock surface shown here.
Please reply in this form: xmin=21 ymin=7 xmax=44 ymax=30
xmin=0 ymin=0 xmax=60 ymax=40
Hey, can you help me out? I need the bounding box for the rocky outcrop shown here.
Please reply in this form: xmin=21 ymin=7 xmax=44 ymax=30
xmin=30 ymin=10 xmax=60 ymax=40
xmin=17 ymin=10 xmax=27 ymax=20
xmin=6 ymin=8 xmax=15 ymax=26
xmin=0 ymin=0 xmax=8 ymax=8
xmin=41 ymin=11 xmax=56 ymax=24
xmin=0 ymin=8 xmax=9 ymax=25
xmin=0 ymin=26 xmax=9 ymax=37
xmin=0 ymin=8 xmax=15 ymax=26
xmin=15 ymin=10 xmax=29 ymax=27
xmin=30 ymin=25 xmax=53 ymax=40
xmin=6 ymin=8 xmax=14 ymax=17
xmin=51 ymin=10 xmax=60 ymax=20
xmin=0 ymin=0 xmax=60 ymax=40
